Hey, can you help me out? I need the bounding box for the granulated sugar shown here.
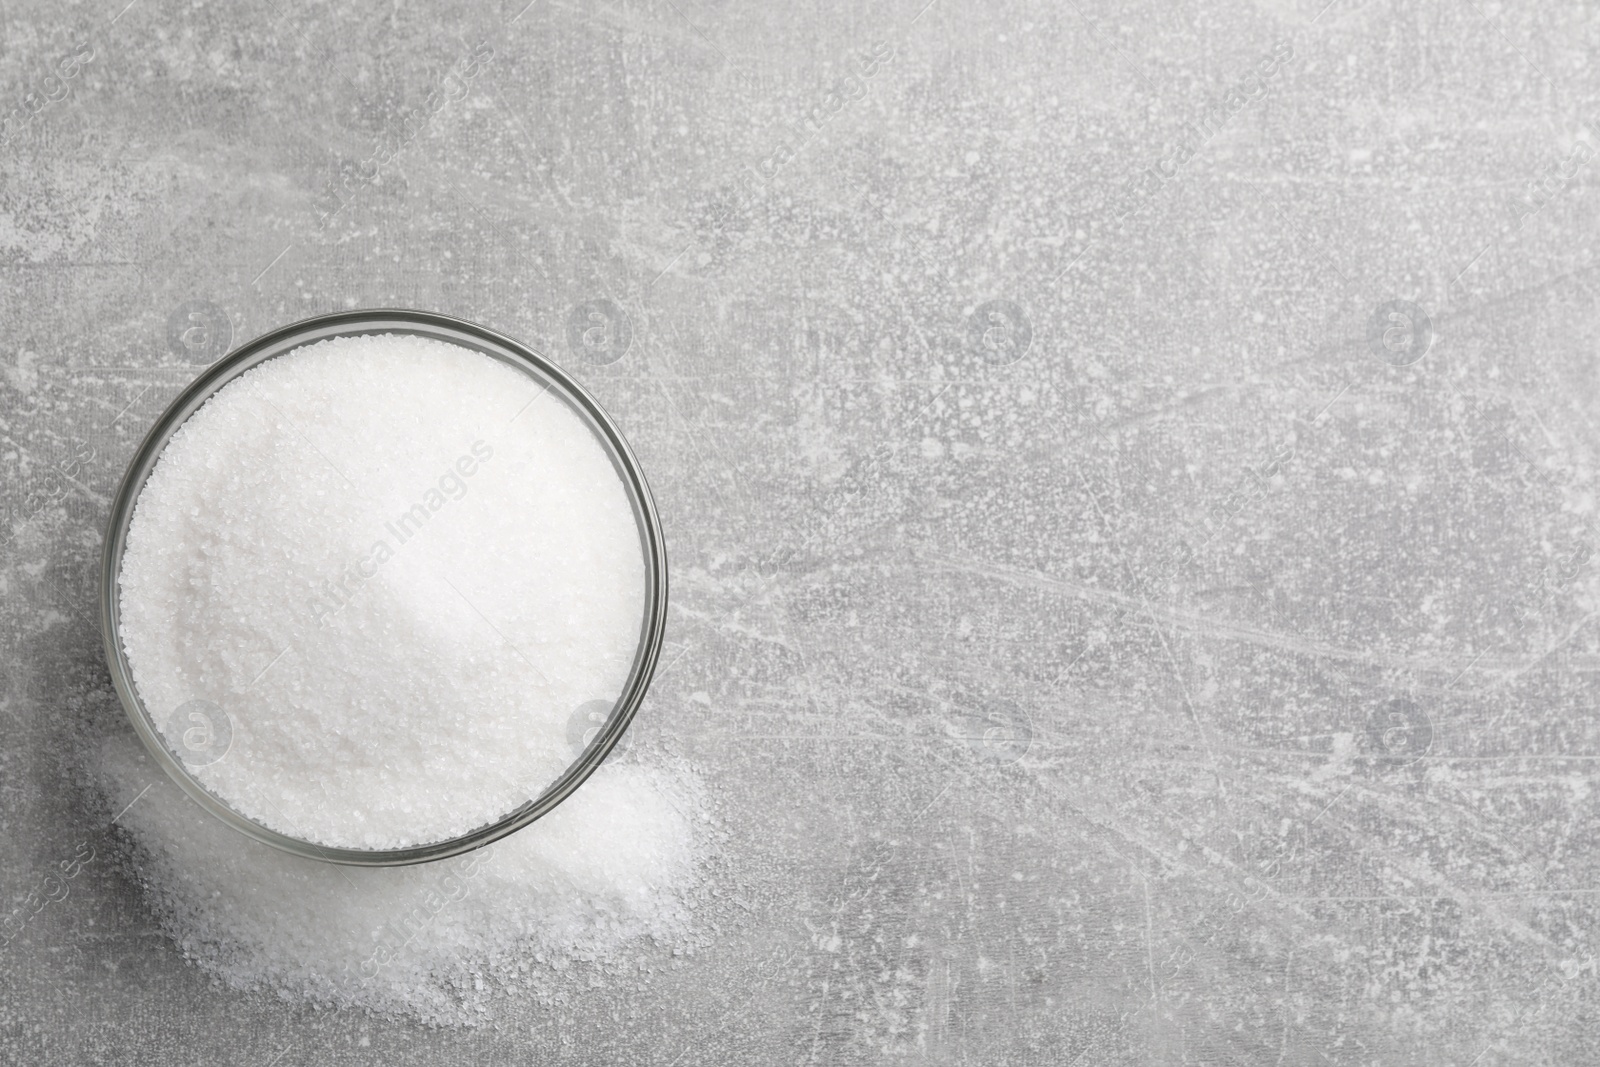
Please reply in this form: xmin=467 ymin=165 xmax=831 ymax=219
xmin=93 ymin=729 xmax=712 ymax=1025
xmin=116 ymin=333 xmax=646 ymax=849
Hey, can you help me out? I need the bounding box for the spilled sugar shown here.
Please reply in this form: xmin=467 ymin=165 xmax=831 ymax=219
xmin=94 ymin=727 xmax=711 ymax=1025
xmin=116 ymin=333 xmax=646 ymax=849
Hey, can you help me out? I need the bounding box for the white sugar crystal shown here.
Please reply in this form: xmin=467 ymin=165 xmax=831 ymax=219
xmin=104 ymin=333 xmax=705 ymax=1022
xmin=117 ymin=333 xmax=648 ymax=849
xmin=95 ymin=731 xmax=710 ymax=1025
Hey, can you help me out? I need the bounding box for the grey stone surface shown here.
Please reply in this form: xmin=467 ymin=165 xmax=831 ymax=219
xmin=4 ymin=0 xmax=1600 ymax=1062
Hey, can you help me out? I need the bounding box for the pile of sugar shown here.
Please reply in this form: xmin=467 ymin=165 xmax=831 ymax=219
xmin=93 ymin=726 xmax=712 ymax=1024
xmin=117 ymin=334 xmax=646 ymax=849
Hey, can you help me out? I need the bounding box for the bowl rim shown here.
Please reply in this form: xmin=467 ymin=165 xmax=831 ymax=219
xmin=99 ymin=307 xmax=669 ymax=866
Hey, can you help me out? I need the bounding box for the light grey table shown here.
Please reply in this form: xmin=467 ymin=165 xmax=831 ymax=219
xmin=4 ymin=0 xmax=1599 ymax=1063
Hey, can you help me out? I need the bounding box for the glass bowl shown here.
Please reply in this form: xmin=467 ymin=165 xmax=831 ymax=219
xmin=98 ymin=309 xmax=668 ymax=866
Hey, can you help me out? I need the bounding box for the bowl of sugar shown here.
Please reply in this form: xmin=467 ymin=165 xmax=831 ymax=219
xmin=99 ymin=309 xmax=667 ymax=866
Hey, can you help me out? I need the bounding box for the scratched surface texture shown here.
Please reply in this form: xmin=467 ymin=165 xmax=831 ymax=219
xmin=4 ymin=0 xmax=1600 ymax=1063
